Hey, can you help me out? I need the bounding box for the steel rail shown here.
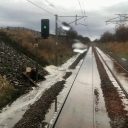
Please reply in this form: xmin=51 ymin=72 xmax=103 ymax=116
xmin=48 ymin=49 xmax=89 ymax=128
xmin=96 ymin=47 xmax=128 ymax=99
xmin=92 ymin=49 xmax=96 ymax=128
xmin=104 ymin=51 xmax=128 ymax=73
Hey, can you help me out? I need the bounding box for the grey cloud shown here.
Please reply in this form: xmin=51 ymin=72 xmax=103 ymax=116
xmin=0 ymin=0 xmax=128 ymax=40
xmin=105 ymin=1 xmax=128 ymax=14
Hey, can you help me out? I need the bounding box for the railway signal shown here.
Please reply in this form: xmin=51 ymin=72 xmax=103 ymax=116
xmin=41 ymin=19 xmax=49 ymax=39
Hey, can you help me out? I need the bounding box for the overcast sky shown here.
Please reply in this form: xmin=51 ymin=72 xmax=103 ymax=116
xmin=0 ymin=0 xmax=128 ymax=40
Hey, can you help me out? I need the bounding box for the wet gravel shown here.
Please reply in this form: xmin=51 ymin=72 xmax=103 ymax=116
xmin=69 ymin=51 xmax=87 ymax=69
xmin=13 ymin=80 xmax=65 ymax=128
xmin=0 ymin=41 xmax=47 ymax=90
xmin=93 ymin=47 xmax=128 ymax=128
xmin=63 ymin=72 xmax=72 ymax=79
xmin=0 ymin=41 xmax=47 ymax=109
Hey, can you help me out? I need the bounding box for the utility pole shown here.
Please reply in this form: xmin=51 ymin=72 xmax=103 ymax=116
xmin=55 ymin=15 xmax=58 ymax=38
xmin=54 ymin=14 xmax=86 ymax=65
xmin=75 ymin=15 xmax=77 ymax=25
xmin=55 ymin=14 xmax=58 ymax=65
xmin=34 ymin=38 xmax=39 ymax=82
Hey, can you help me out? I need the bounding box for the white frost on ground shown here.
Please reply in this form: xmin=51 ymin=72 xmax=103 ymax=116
xmin=0 ymin=54 xmax=79 ymax=128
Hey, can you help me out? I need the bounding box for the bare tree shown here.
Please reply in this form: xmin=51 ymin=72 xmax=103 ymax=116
xmin=100 ymin=31 xmax=114 ymax=42
xmin=115 ymin=25 xmax=128 ymax=42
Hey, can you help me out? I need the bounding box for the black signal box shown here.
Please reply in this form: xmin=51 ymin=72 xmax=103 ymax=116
xmin=41 ymin=19 xmax=49 ymax=38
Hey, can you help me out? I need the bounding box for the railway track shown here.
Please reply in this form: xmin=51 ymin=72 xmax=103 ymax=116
xmin=48 ymin=47 xmax=97 ymax=128
xmin=47 ymin=51 xmax=87 ymax=128
xmin=47 ymin=46 xmax=128 ymax=128
xmin=94 ymin=46 xmax=128 ymax=128
xmin=95 ymin=47 xmax=128 ymax=99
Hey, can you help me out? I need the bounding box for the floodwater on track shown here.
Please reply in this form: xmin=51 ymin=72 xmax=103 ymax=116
xmin=54 ymin=47 xmax=110 ymax=128
xmin=44 ymin=58 xmax=84 ymax=126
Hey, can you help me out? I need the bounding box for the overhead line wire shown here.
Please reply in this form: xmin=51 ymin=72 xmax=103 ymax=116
xmin=77 ymin=0 xmax=84 ymax=16
xmin=44 ymin=0 xmax=55 ymax=8
xmin=25 ymin=0 xmax=54 ymax=15
xmin=80 ymin=0 xmax=92 ymax=39
xmin=75 ymin=0 xmax=87 ymax=26
xmin=25 ymin=0 xmax=88 ymax=32
xmin=82 ymin=0 xmax=87 ymax=21
xmin=26 ymin=0 xmax=65 ymax=24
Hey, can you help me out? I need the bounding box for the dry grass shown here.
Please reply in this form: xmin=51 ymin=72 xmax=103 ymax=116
xmin=103 ymin=42 xmax=128 ymax=59
xmin=1 ymin=28 xmax=73 ymax=65
xmin=0 ymin=75 xmax=15 ymax=108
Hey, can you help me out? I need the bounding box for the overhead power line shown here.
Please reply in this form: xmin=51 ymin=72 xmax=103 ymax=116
xmin=68 ymin=16 xmax=86 ymax=25
xmin=82 ymin=0 xmax=87 ymax=18
xmin=78 ymin=0 xmax=92 ymax=38
xmin=25 ymin=0 xmax=54 ymax=15
xmin=106 ymin=14 xmax=128 ymax=26
xmin=25 ymin=0 xmax=89 ymax=36
xmin=44 ymin=0 xmax=55 ymax=8
xmin=75 ymin=0 xmax=87 ymax=26
xmin=77 ymin=0 xmax=84 ymax=16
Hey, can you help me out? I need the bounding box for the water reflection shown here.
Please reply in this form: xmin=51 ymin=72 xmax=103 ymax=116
xmin=54 ymin=48 xmax=111 ymax=128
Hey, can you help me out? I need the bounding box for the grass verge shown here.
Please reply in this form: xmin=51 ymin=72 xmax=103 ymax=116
xmin=0 ymin=75 xmax=18 ymax=109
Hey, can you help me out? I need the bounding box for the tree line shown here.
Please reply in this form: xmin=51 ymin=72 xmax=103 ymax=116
xmin=100 ymin=25 xmax=128 ymax=43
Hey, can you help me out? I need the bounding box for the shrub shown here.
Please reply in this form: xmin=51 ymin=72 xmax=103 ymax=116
xmin=0 ymin=75 xmax=16 ymax=108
